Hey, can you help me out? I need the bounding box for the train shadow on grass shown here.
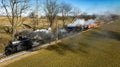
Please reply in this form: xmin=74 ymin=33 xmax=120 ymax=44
xmin=45 ymin=41 xmax=89 ymax=55
xmin=91 ymin=30 xmax=120 ymax=41
xmin=45 ymin=30 xmax=120 ymax=55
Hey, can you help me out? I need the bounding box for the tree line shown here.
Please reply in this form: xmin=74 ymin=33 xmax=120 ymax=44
xmin=0 ymin=0 xmax=96 ymax=37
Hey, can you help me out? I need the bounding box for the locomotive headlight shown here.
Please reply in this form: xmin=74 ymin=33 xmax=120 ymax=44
xmin=12 ymin=41 xmax=21 ymax=44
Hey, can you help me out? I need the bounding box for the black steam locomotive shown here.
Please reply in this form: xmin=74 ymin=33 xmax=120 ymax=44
xmin=4 ymin=29 xmax=54 ymax=55
xmin=4 ymin=25 xmax=89 ymax=55
xmin=4 ymin=38 xmax=33 ymax=55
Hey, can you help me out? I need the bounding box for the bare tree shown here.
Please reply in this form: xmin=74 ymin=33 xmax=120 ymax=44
xmin=70 ymin=7 xmax=81 ymax=22
xmin=60 ymin=2 xmax=72 ymax=27
xmin=28 ymin=11 xmax=38 ymax=30
xmin=26 ymin=0 xmax=39 ymax=31
xmin=43 ymin=0 xmax=60 ymax=27
xmin=1 ymin=0 xmax=30 ymax=36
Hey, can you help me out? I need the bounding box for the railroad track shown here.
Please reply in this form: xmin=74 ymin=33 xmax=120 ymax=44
xmin=0 ymin=54 xmax=5 ymax=59
xmin=0 ymin=51 xmax=28 ymax=63
xmin=0 ymin=38 xmax=62 ymax=63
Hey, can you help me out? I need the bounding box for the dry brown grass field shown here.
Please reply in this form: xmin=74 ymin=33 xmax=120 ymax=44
xmin=0 ymin=16 xmax=72 ymax=27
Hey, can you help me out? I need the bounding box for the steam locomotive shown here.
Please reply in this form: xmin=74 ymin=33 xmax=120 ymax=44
xmin=4 ymin=23 xmax=90 ymax=55
xmin=4 ymin=26 xmax=89 ymax=55
xmin=4 ymin=38 xmax=32 ymax=55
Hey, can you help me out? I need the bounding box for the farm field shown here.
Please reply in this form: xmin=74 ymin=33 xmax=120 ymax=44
xmin=0 ymin=16 xmax=72 ymax=27
xmin=1 ymin=19 xmax=120 ymax=67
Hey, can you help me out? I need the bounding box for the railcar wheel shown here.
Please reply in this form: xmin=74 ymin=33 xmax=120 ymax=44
xmin=5 ymin=50 xmax=12 ymax=56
